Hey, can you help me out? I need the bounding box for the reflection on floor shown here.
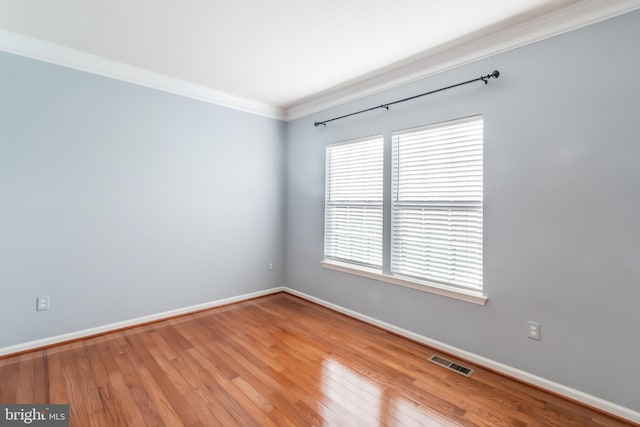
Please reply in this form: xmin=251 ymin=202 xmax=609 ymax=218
xmin=322 ymin=358 xmax=457 ymax=426
xmin=0 ymin=292 xmax=633 ymax=426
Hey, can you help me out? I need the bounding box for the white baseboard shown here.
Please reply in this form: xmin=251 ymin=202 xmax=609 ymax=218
xmin=283 ymin=288 xmax=640 ymax=424
xmin=2 ymin=285 xmax=638 ymax=424
xmin=0 ymin=286 xmax=285 ymax=357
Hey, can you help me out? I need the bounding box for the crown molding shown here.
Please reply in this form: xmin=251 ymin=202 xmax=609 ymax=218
xmin=2 ymin=1 xmax=639 ymax=123
xmin=0 ymin=29 xmax=286 ymax=121
xmin=284 ymin=0 xmax=640 ymax=121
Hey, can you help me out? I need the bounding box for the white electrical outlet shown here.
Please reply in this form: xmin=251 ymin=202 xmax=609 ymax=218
xmin=269 ymin=262 xmax=273 ymax=271
xmin=37 ymin=296 xmax=50 ymax=311
xmin=528 ymin=321 xmax=540 ymax=340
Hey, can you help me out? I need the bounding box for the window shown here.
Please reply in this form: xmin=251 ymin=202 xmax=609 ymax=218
xmin=323 ymin=116 xmax=484 ymax=303
xmin=392 ymin=116 xmax=483 ymax=291
xmin=324 ymin=136 xmax=383 ymax=268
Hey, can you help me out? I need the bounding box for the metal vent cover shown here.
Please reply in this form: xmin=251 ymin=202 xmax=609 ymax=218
xmin=428 ymin=355 xmax=474 ymax=377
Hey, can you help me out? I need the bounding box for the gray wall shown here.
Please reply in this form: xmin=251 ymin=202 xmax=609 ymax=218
xmin=285 ymin=11 xmax=640 ymax=411
xmin=1 ymin=8 xmax=639 ymax=414
xmin=0 ymin=53 xmax=285 ymax=348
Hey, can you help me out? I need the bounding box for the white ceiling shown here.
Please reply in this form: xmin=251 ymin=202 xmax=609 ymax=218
xmin=0 ymin=0 xmax=637 ymax=119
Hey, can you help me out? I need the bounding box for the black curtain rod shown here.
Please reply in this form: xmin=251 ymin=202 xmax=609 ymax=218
xmin=314 ymin=70 xmax=500 ymax=127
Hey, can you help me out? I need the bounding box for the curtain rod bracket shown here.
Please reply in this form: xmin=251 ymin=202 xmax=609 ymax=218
xmin=482 ymin=70 xmax=500 ymax=84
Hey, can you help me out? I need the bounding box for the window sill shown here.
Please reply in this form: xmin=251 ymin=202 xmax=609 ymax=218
xmin=321 ymin=260 xmax=487 ymax=306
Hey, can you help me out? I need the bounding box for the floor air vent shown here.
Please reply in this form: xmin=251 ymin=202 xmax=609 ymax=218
xmin=428 ymin=355 xmax=474 ymax=377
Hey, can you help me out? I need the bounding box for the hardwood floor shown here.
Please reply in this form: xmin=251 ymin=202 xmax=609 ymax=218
xmin=0 ymin=292 xmax=634 ymax=426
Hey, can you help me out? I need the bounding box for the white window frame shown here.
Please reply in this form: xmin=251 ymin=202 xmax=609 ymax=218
xmin=391 ymin=116 xmax=484 ymax=292
xmin=323 ymin=135 xmax=384 ymax=269
xmin=322 ymin=116 xmax=487 ymax=306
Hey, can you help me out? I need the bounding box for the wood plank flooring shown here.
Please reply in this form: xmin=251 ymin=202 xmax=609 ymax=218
xmin=0 ymin=292 xmax=634 ymax=426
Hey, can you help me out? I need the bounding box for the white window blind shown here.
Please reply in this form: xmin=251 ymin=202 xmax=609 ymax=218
xmin=325 ymin=136 xmax=383 ymax=268
xmin=391 ymin=116 xmax=483 ymax=290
